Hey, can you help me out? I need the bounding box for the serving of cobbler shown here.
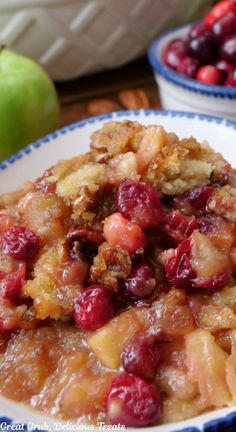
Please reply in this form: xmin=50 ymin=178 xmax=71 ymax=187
xmin=0 ymin=120 xmax=236 ymax=427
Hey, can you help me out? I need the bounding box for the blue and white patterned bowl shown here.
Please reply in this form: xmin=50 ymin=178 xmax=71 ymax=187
xmin=148 ymin=23 xmax=236 ymax=121
xmin=1 ymin=109 xmax=236 ymax=432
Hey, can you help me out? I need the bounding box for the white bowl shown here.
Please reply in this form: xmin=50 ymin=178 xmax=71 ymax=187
xmin=1 ymin=109 xmax=236 ymax=432
xmin=0 ymin=0 xmax=211 ymax=81
xmin=148 ymin=23 xmax=236 ymax=121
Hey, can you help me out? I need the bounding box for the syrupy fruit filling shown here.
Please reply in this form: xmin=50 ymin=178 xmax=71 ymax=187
xmin=0 ymin=120 xmax=236 ymax=427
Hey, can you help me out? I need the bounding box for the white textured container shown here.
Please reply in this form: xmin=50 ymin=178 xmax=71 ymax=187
xmin=148 ymin=23 xmax=236 ymax=121
xmin=0 ymin=0 xmax=210 ymax=81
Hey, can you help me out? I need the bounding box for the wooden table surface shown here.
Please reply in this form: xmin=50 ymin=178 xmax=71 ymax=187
xmin=56 ymin=57 xmax=235 ymax=432
xmin=56 ymin=57 xmax=161 ymax=126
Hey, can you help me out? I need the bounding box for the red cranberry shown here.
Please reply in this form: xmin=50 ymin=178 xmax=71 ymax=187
xmin=117 ymin=179 xmax=162 ymax=229
xmin=167 ymin=38 xmax=187 ymax=50
xmin=212 ymin=12 xmax=236 ymax=42
xmin=124 ymin=262 xmax=156 ymax=299
xmin=189 ymin=22 xmax=210 ymax=40
xmin=184 ymin=186 xmax=215 ymax=213
xmin=163 ymin=239 xmax=196 ymax=289
xmin=0 ymin=263 xmax=26 ymax=302
xmin=105 ymin=374 xmax=162 ymax=427
xmin=188 ymin=36 xmax=218 ymax=64
xmin=192 ymin=271 xmax=229 ymax=292
xmin=225 ymin=68 xmax=236 ymax=86
xmin=221 ymin=33 xmax=236 ymax=63
xmin=204 ymin=13 xmax=216 ymax=28
xmin=74 ymin=285 xmax=113 ymax=331
xmin=163 ymin=38 xmax=187 ymax=70
xmin=122 ymin=329 xmax=168 ymax=380
xmin=177 ymin=56 xmax=199 ymax=78
xmin=216 ymin=59 xmax=234 ymax=78
xmin=204 ymin=0 xmax=236 ymax=28
xmin=173 ymin=187 xmax=215 ymax=217
xmin=197 ymin=65 xmax=221 ymax=85
xmin=197 ymin=214 xmax=220 ymax=235
xmin=2 ymin=226 xmax=40 ymax=261
xmin=163 ymin=210 xmax=198 ymax=244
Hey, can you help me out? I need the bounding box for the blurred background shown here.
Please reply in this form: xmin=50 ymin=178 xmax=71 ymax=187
xmin=0 ymin=0 xmax=212 ymax=81
xmin=0 ymin=0 xmax=221 ymax=159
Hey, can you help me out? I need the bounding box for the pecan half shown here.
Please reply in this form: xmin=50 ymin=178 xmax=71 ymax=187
xmin=118 ymin=89 xmax=150 ymax=109
xmin=87 ymin=99 xmax=121 ymax=116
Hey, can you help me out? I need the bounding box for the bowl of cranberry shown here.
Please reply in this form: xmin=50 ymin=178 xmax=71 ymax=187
xmin=148 ymin=0 xmax=236 ymax=120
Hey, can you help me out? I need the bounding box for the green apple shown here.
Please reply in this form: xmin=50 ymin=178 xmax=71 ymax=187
xmin=0 ymin=48 xmax=60 ymax=160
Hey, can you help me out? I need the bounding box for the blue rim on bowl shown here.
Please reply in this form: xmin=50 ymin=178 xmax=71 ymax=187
xmin=1 ymin=108 xmax=236 ymax=172
xmin=1 ymin=109 xmax=236 ymax=432
xmin=148 ymin=22 xmax=236 ymax=99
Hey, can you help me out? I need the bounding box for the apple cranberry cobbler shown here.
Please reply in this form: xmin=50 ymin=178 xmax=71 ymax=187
xmin=1 ymin=120 xmax=236 ymax=427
